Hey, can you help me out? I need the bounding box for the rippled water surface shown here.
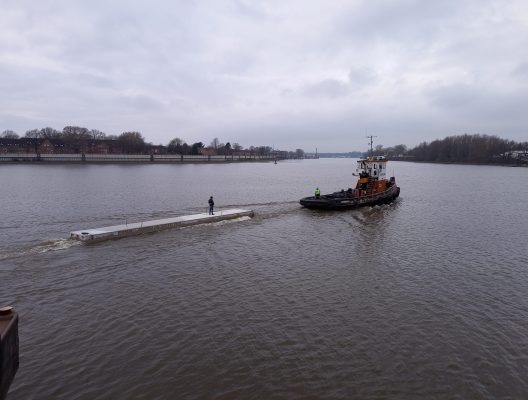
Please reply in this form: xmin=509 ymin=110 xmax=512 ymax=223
xmin=1 ymin=160 xmax=527 ymax=399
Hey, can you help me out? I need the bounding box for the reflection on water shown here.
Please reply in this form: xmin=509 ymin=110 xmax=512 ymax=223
xmin=1 ymin=160 xmax=528 ymax=399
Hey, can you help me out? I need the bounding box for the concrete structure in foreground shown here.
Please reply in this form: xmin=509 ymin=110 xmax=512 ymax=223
xmin=0 ymin=307 xmax=19 ymax=400
xmin=71 ymin=209 xmax=254 ymax=243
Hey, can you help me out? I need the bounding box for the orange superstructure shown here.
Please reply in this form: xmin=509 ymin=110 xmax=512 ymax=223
xmin=354 ymin=155 xmax=392 ymax=196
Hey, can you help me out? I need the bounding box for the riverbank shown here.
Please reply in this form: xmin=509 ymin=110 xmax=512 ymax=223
xmin=0 ymin=153 xmax=286 ymax=163
xmin=390 ymin=158 xmax=528 ymax=167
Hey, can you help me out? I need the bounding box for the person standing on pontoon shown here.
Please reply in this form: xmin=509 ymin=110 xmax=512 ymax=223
xmin=208 ymin=196 xmax=215 ymax=215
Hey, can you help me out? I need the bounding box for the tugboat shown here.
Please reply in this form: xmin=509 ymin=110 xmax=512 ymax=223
xmin=300 ymin=137 xmax=400 ymax=210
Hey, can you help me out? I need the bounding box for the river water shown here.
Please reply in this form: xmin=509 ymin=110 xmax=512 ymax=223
xmin=1 ymin=159 xmax=527 ymax=399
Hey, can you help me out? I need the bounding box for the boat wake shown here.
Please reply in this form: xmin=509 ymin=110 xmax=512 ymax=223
xmin=212 ymin=216 xmax=252 ymax=225
xmin=181 ymin=215 xmax=252 ymax=230
xmin=0 ymin=239 xmax=80 ymax=264
xmin=28 ymin=239 xmax=81 ymax=254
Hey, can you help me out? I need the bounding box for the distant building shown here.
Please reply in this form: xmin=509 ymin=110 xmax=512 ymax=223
xmin=150 ymin=145 xmax=167 ymax=155
xmin=200 ymin=148 xmax=216 ymax=156
xmin=0 ymin=138 xmax=65 ymax=153
xmin=0 ymin=138 xmax=19 ymax=153
xmin=499 ymin=150 xmax=528 ymax=160
xmin=510 ymin=150 xmax=528 ymax=159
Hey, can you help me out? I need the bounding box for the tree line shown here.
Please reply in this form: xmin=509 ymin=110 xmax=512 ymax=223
xmin=0 ymin=127 xmax=304 ymax=157
xmin=370 ymin=134 xmax=527 ymax=164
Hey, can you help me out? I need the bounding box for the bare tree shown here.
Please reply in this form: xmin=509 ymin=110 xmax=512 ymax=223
xmin=39 ymin=127 xmax=61 ymax=138
xmin=90 ymin=129 xmax=106 ymax=140
xmin=210 ymin=137 xmax=220 ymax=149
xmin=62 ymin=126 xmax=91 ymax=142
xmin=295 ymin=148 xmax=305 ymax=158
xmin=61 ymin=126 xmax=91 ymax=153
xmin=168 ymin=137 xmax=186 ymax=154
xmin=168 ymin=137 xmax=184 ymax=146
xmin=191 ymin=142 xmax=204 ymax=155
xmin=119 ymin=131 xmax=146 ymax=153
xmin=25 ymin=129 xmax=43 ymax=138
xmin=1 ymin=130 xmax=19 ymax=138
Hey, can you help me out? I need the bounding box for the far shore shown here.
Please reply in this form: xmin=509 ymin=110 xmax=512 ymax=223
xmin=389 ymin=158 xmax=528 ymax=167
xmin=0 ymin=153 xmax=292 ymax=164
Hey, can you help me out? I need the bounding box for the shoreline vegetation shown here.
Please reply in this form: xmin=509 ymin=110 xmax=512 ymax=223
xmin=311 ymin=134 xmax=528 ymax=167
xmin=390 ymin=134 xmax=527 ymax=166
xmin=1 ymin=128 xmax=527 ymax=166
xmin=0 ymin=126 xmax=306 ymax=161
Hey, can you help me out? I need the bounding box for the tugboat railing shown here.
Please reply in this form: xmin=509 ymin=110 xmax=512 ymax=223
xmin=307 ymin=184 xmax=396 ymax=203
xmin=357 ymin=186 xmax=395 ymax=204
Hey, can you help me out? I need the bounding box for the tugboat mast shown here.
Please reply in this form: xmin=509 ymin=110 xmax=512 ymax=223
xmin=366 ymin=135 xmax=378 ymax=156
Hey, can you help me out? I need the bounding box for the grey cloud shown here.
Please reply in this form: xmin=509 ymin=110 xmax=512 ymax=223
xmin=298 ymin=67 xmax=377 ymax=99
xmin=74 ymin=73 xmax=115 ymax=88
xmin=348 ymin=66 xmax=377 ymax=89
xmin=427 ymin=84 xmax=479 ymax=109
xmin=116 ymin=94 xmax=165 ymax=112
xmin=512 ymin=62 xmax=528 ymax=80
xmin=0 ymin=112 xmax=38 ymax=134
xmin=338 ymin=0 xmax=468 ymax=44
xmin=301 ymin=79 xmax=350 ymax=98
xmin=427 ymin=82 xmax=528 ymax=124
xmin=233 ymin=0 xmax=271 ymax=19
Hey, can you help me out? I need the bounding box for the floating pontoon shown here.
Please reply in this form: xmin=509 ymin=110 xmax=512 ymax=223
xmin=70 ymin=209 xmax=254 ymax=243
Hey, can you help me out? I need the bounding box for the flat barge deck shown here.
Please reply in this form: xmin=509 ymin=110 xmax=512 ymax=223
xmin=70 ymin=209 xmax=254 ymax=243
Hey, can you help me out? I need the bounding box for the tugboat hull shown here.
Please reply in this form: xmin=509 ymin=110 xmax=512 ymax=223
xmin=300 ymin=186 xmax=400 ymax=210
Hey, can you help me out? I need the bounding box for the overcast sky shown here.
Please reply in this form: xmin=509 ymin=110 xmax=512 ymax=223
xmin=1 ymin=0 xmax=527 ymax=152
